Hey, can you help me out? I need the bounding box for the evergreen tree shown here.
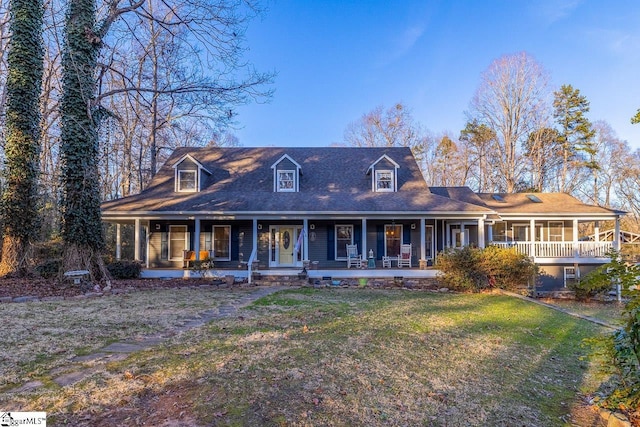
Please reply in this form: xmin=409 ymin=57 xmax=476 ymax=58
xmin=0 ymin=0 xmax=44 ymax=276
xmin=553 ymin=84 xmax=596 ymax=193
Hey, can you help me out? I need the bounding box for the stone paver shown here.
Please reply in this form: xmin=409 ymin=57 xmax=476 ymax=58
xmin=8 ymin=286 xmax=291 ymax=394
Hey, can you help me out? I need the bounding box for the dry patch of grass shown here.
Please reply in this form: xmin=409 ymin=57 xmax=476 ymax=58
xmin=3 ymin=288 xmax=610 ymax=426
xmin=540 ymin=298 xmax=625 ymax=327
xmin=0 ymin=287 xmax=253 ymax=388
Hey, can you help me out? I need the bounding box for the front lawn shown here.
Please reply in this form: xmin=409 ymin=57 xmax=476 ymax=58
xmin=3 ymin=288 xmax=610 ymax=426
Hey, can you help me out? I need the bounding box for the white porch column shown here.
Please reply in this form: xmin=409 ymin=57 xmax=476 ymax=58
xmin=487 ymin=223 xmax=493 ymax=243
xmin=253 ymin=219 xmax=258 ymax=256
xmin=594 ymin=221 xmax=600 ymax=242
xmin=303 ymin=218 xmax=309 ymax=260
xmin=194 ymin=217 xmax=201 ymax=260
xmin=478 ymin=218 xmax=485 ymax=248
xmin=115 ymin=224 xmax=122 ymax=260
xmin=530 ymin=219 xmax=536 ymax=256
xmin=614 ymin=216 xmax=621 ymax=251
xmin=420 ymin=218 xmax=426 ymax=260
xmin=145 ymin=225 xmax=150 ymax=268
xmin=445 ymin=222 xmax=451 ymax=248
xmin=134 ymin=218 xmax=141 ymax=261
xmin=573 ymin=219 xmax=579 ymax=258
xmin=460 ymin=223 xmax=466 ymax=246
xmin=361 ymin=218 xmax=367 ymax=257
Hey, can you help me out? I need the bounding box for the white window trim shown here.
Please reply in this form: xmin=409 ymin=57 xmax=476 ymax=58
xmin=335 ymin=224 xmax=354 ymax=261
xmin=169 ymin=225 xmax=188 ymax=261
xmin=212 ymin=225 xmax=232 ymax=261
xmin=177 ymin=169 xmax=198 ymax=193
xmin=277 ymin=170 xmax=296 ymax=192
xmin=375 ymin=170 xmax=395 ymax=192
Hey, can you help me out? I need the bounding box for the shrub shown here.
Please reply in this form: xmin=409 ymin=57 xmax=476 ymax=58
xmin=106 ymin=260 xmax=142 ymax=279
xmin=35 ymin=259 xmax=61 ymax=279
xmin=585 ymin=251 xmax=640 ymax=419
xmin=436 ymin=245 xmax=537 ymax=292
xmin=571 ymin=250 xmax=638 ymax=300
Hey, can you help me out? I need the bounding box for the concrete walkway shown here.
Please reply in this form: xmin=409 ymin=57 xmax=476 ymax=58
xmin=9 ymin=286 xmax=291 ymax=393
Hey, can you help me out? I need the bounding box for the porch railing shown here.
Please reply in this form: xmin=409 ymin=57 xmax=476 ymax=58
xmin=490 ymin=241 xmax=613 ymax=258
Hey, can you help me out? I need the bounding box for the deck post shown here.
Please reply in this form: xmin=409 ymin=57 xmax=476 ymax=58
xmin=361 ymin=218 xmax=367 ymax=258
xmin=477 ymin=217 xmax=485 ymax=248
xmin=134 ymin=218 xmax=141 ymax=261
xmin=194 ymin=217 xmax=201 ymax=260
xmin=614 ymin=217 xmax=621 ymax=251
xmin=116 ymin=223 xmax=122 ymax=260
xmin=420 ymin=218 xmax=426 ymax=260
xmin=573 ymin=219 xmax=579 ymax=258
xmin=303 ymin=218 xmax=309 ymax=261
xmin=530 ymin=219 xmax=535 ymax=257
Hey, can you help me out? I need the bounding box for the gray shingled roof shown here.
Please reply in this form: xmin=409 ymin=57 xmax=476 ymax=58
xmin=102 ymin=147 xmax=492 ymax=216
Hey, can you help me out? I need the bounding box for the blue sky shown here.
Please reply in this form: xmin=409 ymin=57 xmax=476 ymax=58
xmin=235 ymin=0 xmax=640 ymax=148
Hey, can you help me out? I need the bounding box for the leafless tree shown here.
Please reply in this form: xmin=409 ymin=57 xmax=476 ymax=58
xmin=468 ymin=52 xmax=550 ymax=192
xmin=344 ymin=103 xmax=425 ymax=148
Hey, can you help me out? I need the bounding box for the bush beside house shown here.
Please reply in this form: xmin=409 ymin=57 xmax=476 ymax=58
xmin=436 ymin=246 xmax=537 ymax=292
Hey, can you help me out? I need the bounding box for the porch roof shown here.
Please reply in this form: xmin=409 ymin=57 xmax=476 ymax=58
xmin=476 ymin=192 xmax=625 ymax=217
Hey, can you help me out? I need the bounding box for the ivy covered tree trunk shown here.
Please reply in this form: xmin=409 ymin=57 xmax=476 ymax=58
xmin=0 ymin=0 xmax=45 ymax=276
xmin=59 ymin=0 xmax=108 ymax=279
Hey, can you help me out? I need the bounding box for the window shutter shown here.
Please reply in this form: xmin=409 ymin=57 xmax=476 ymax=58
xmin=327 ymin=225 xmax=335 ymax=260
xmin=354 ymin=224 xmax=362 ymax=250
xmin=376 ymin=225 xmax=384 ymax=259
xmin=161 ymin=232 xmax=168 ymax=260
xmin=231 ymin=226 xmax=240 ymax=261
xmin=403 ymin=226 xmax=411 ymax=244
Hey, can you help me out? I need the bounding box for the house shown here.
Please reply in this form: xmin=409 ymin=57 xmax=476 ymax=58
xmin=101 ymin=146 xmax=624 ymax=290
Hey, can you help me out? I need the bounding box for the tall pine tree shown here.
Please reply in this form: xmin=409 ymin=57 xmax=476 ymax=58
xmin=0 ymin=0 xmax=44 ymax=276
xmin=553 ymin=84 xmax=596 ymax=193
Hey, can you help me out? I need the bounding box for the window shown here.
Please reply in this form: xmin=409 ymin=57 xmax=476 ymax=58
xmin=178 ymin=170 xmax=197 ymax=192
xmin=512 ymin=224 xmax=528 ymax=242
xmin=548 ymin=221 xmax=564 ymax=241
xmin=493 ymin=222 xmax=507 ymax=242
xmin=169 ymin=225 xmax=188 ymax=261
xmin=277 ymin=170 xmax=296 ymax=192
xmin=526 ymin=194 xmax=543 ymax=203
xmin=385 ymin=224 xmax=402 ymax=256
xmin=335 ymin=225 xmax=354 ymax=260
xmin=212 ymin=226 xmax=231 ymax=260
xmin=375 ymin=170 xmax=394 ymax=192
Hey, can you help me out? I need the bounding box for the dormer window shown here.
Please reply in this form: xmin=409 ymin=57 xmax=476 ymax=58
xmin=277 ymin=170 xmax=296 ymax=191
xmin=367 ymin=154 xmax=400 ymax=192
xmin=172 ymin=153 xmax=211 ymax=193
xmin=375 ymin=170 xmax=394 ymax=192
xmin=178 ymin=170 xmax=197 ymax=192
xmin=271 ymin=154 xmax=302 ymax=193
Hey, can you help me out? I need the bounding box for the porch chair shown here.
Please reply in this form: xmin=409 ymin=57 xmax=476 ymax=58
xmin=398 ymin=244 xmax=412 ymax=268
xmin=382 ymin=256 xmax=392 ymax=268
xmin=346 ymin=244 xmax=365 ymax=268
xmin=183 ymin=250 xmax=195 ymax=268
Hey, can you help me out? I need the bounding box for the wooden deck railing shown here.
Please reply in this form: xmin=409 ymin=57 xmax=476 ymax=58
xmin=490 ymin=241 xmax=612 ymax=258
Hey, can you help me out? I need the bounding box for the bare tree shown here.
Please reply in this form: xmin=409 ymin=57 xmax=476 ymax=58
xmin=344 ymin=103 xmax=424 ymax=148
xmin=468 ymin=52 xmax=550 ymax=192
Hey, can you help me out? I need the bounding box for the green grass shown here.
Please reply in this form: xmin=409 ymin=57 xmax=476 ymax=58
xmin=3 ymin=288 xmax=613 ymax=426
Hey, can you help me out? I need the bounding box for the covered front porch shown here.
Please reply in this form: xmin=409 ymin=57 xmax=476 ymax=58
xmin=104 ymin=213 xmax=490 ymax=282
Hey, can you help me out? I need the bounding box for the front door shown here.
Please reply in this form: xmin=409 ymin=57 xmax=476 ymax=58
xmin=270 ymin=226 xmax=303 ymax=267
